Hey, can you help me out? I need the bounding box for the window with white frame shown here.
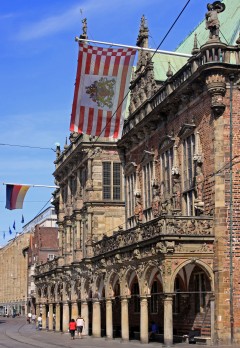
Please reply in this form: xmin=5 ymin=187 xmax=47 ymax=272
xmin=126 ymin=172 xmax=136 ymax=219
xmin=102 ymin=162 xmax=122 ymax=200
xmin=48 ymin=254 xmax=55 ymax=261
xmin=183 ymin=133 xmax=195 ymax=215
xmin=160 ymin=147 xmax=173 ymax=197
xmin=143 ymin=161 xmax=153 ymax=210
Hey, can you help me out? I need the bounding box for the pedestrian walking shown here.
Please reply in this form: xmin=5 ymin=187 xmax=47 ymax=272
xmin=76 ymin=315 xmax=85 ymax=338
xmin=37 ymin=314 xmax=42 ymax=330
xmin=27 ymin=312 xmax=32 ymax=324
xmin=69 ymin=319 xmax=77 ymax=340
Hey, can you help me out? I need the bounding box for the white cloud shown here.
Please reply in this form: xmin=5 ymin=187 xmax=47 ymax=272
xmin=17 ymin=5 xmax=80 ymax=41
xmin=16 ymin=0 xmax=114 ymax=41
xmin=16 ymin=0 xmax=159 ymax=41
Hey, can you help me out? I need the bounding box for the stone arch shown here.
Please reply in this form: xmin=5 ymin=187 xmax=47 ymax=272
xmin=92 ymin=274 xmax=105 ymax=299
xmin=141 ymin=263 xmax=163 ymax=295
xmin=105 ymin=271 xmax=119 ymax=298
xmin=81 ymin=277 xmax=90 ymax=300
xmin=121 ymin=267 xmax=138 ymax=296
xmin=169 ymin=259 xmax=214 ymax=293
xmin=169 ymin=259 xmax=214 ymax=338
xmin=49 ymin=284 xmax=55 ymax=301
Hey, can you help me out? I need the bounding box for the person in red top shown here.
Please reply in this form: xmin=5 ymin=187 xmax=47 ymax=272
xmin=69 ymin=319 xmax=77 ymax=340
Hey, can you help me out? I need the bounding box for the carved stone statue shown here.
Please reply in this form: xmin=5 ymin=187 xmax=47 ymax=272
xmin=172 ymin=176 xmax=181 ymax=211
xmin=195 ymin=166 xmax=204 ymax=202
xmin=134 ymin=192 xmax=143 ymax=223
xmin=152 ymin=181 xmax=160 ymax=217
xmin=82 ymin=18 xmax=87 ymax=36
xmin=205 ymin=1 xmax=225 ymax=40
xmin=195 ymin=165 xmax=205 ymax=215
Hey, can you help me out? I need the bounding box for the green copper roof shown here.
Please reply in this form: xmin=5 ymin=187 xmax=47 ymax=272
xmin=176 ymin=0 xmax=240 ymax=54
xmin=152 ymin=54 xmax=188 ymax=82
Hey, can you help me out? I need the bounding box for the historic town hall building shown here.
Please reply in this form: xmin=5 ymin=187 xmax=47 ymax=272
xmin=35 ymin=0 xmax=240 ymax=345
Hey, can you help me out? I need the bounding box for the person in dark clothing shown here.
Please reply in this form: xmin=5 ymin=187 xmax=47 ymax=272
xmin=149 ymin=321 xmax=158 ymax=339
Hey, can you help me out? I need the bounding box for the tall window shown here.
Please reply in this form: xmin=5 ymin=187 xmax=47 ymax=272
xmin=150 ymin=281 xmax=158 ymax=314
xmin=183 ymin=134 xmax=195 ymax=215
xmin=143 ymin=162 xmax=153 ymax=209
xmin=160 ymin=147 xmax=173 ymax=197
xmin=127 ymin=172 xmax=136 ymax=219
xmin=194 ymin=273 xmax=206 ymax=313
xmin=132 ymin=282 xmax=140 ymax=313
xmin=183 ymin=134 xmax=195 ymax=191
xmin=103 ymin=162 xmax=122 ymax=200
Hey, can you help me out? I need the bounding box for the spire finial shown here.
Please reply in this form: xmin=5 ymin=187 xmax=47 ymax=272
xmin=236 ymin=31 xmax=240 ymax=47
xmin=192 ymin=33 xmax=200 ymax=55
xmin=64 ymin=137 xmax=68 ymax=150
xmin=166 ymin=62 xmax=173 ymax=79
xmin=136 ymin=15 xmax=149 ymax=48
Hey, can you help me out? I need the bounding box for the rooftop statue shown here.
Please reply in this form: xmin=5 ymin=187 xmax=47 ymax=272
xmin=81 ymin=18 xmax=87 ymax=38
xmin=205 ymin=1 xmax=225 ymax=40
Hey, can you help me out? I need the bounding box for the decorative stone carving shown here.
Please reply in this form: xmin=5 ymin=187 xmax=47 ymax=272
xmin=92 ymin=217 xmax=213 ymax=256
xmin=172 ymin=175 xmax=181 ymax=212
xmin=134 ymin=191 xmax=143 ymax=223
xmin=205 ymin=1 xmax=225 ymax=41
xmin=206 ymin=73 xmax=226 ymax=116
xmin=192 ymin=33 xmax=200 ymax=55
xmin=151 ymin=180 xmax=160 ymax=217
xmin=194 ymin=165 xmax=205 ymax=214
xmin=161 ymin=196 xmax=173 ymax=215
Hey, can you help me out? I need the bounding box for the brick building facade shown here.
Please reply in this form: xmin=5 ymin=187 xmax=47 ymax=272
xmin=0 ymin=233 xmax=30 ymax=316
xmin=35 ymin=1 xmax=240 ymax=345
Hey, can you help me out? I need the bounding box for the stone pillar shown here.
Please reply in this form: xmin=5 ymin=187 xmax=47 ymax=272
xmin=140 ymin=297 xmax=149 ymax=343
xmin=164 ymin=294 xmax=173 ymax=346
xmin=58 ymin=224 xmax=64 ymax=256
xmin=106 ymin=299 xmax=113 ymax=339
xmin=48 ymin=303 xmax=53 ymax=331
xmin=66 ymin=223 xmax=71 ymax=254
xmin=81 ymin=301 xmax=89 ymax=335
xmin=36 ymin=304 xmax=40 ymax=329
xmin=71 ymin=301 xmax=78 ymax=320
xmin=92 ymin=299 xmax=101 ymax=337
xmin=55 ymin=303 xmax=61 ymax=332
xmin=121 ymin=297 xmax=129 ymax=341
xmin=76 ymin=218 xmax=81 ymax=249
xmin=62 ymin=302 xmax=69 ymax=332
xmin=41 ymin=304 xmax=47 ymax=330
xmin=210 ymin=296 xmax=215 ymax=343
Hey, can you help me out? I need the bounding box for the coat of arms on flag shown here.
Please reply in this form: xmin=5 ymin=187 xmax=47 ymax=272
xmin=70 ymin=43 xmax=136 ymax=139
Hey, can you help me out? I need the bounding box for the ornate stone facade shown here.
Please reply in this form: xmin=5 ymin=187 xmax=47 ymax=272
xmin=35 ymin=2 xmax=240 ymax=345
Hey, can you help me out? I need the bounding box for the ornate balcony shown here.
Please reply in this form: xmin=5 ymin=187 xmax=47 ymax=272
xmin=93 ymin=215 xmax=213 ymax=257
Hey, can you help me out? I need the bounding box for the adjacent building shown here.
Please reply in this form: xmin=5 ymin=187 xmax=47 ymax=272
xmin=0 ymin=232 xmax=30 ymax=316
xmin=23 ymin=207 xmax=59 ymax=314
xmin=35 ymin=0 xmax=240 ymax=345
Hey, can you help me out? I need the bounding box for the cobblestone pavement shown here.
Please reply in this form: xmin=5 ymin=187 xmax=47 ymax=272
xmin=0 ymin=316 xmax=236 ymax=348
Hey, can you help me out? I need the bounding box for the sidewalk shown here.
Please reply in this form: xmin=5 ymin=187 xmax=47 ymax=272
xmin=0 ymin=316 xmax=237 ymax=348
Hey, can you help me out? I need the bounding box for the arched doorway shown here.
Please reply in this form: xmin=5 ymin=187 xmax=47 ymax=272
xmin=172 ymin=262 xmax=213 ymax=339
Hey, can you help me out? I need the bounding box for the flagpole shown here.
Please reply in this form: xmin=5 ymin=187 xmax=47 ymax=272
xmin=3 ymin=183 xmax=59 ymax=188
xmin=75 ymin=36 xmax=192 ymax=58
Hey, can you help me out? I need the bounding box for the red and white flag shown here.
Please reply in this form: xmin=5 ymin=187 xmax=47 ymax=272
xmin=70 ymin=43 xmax=136 ymax=139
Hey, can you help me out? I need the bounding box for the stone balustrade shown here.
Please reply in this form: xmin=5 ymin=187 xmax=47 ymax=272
xmin=122 ymin=43 xmax=240 ymax=137
xmin=93 ymin=215 xmax=213 ymax=257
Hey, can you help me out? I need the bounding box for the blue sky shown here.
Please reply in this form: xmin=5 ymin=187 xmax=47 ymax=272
xmin=0 ymin=0 xmax=210 ymax=246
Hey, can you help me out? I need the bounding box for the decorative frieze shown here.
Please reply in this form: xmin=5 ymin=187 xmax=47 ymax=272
xmin=93 ymin=217 xmax=213 ymax=256
xmin=205 ymin=73 xmax=226 ymax=116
